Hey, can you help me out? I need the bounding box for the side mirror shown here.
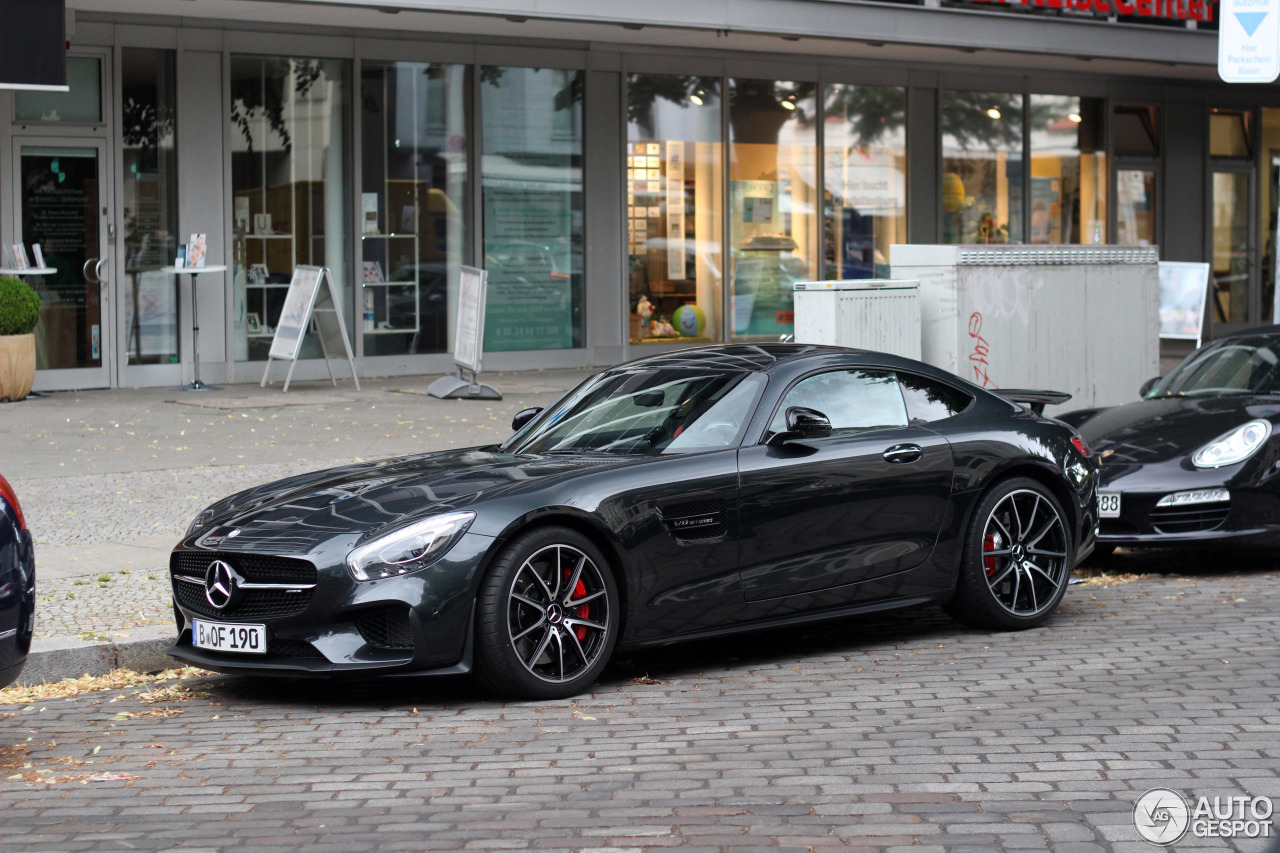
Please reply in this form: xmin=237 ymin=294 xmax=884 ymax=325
xmin=768 ymin=406 xmax=832 ymax=446
xmin=511 ymin=407 xmax=542 ymax=432
xmin=1138 ymin=376 xmax=1162 ymax=398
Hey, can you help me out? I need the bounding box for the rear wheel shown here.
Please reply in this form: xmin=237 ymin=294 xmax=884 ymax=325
xmin=948 ymin=477 xmax=1073 ymax=630
xmin=475 ymin=526 xmax=619 ymax=699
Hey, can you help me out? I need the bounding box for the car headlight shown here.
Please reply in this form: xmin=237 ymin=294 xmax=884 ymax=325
xmin=187 ymin=508 xmax=217 ymax=537
xmin=1192 ymin=419 xmax=1272 ymax=469
xmin=346 ymin=511 xmax=476 ymax=582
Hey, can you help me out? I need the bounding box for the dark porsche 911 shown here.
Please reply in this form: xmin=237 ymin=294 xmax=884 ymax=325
xmin=1061 ymin=326 xmax=1280 ymax=555
xmin=170 ymin=345 xmax=1097 ymax=698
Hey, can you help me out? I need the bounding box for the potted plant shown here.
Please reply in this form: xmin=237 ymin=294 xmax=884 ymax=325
xmin=0 ymin=275 xmax=40 ymax=402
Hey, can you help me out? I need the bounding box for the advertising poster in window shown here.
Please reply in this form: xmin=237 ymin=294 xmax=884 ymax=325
xmin=482 ymin=182 xmax=574 ymax=351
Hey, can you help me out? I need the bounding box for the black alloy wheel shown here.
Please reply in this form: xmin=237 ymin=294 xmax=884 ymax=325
xmin=475 ymin=526 xmax=619 ymax=699
xmin=948 ymin=477 xmax=1073 ymax=630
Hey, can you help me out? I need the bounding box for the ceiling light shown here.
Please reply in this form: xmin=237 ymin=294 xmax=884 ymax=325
xmin=781 ymin=100 xmax=796 ymax=110
xmin=1068 ymin=112 xmax=1082 ymax=123
xmin=986 ymin=107 xmax=1001 ymax=120
xmin=689 ymin=93 xmax=704 ymax=106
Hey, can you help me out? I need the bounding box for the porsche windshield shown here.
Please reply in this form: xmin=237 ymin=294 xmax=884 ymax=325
xmin=503 ymin=369 xmax=765 ymax=456
xmin=1152 ymin=337 xmax=1280 ymax=397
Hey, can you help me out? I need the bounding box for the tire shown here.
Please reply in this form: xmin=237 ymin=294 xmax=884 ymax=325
xmin=474 ymin=526 xmax=619 ymax=699
xmin=947 ymin=477 xmax=1073 ymax=631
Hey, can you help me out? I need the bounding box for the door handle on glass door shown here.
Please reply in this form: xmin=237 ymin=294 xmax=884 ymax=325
xmin=83 ymin=258 xmax=99 ymax=283
xmin=882 ymin=444 xmax=922 ymax=464
xmin=95 ymin=258 xmax=108 ymax=284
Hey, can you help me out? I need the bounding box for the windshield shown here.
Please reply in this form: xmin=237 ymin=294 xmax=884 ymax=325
xmin=502 ymin=369 xmax=765 ymax=456
xmin=1151 ymin=337 xmax=1280 ymax=397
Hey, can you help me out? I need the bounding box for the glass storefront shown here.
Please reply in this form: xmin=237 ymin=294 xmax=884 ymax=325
xmin=822 ymin=83 xmax=906 ymax=279
xmin=729 ymin=78 xmax=817 ymax=341
xmin=1116 ymin=170 xmax=1156 ymax=246
xmin=481 ymin=66 xmax=584 ymax=352
xmin=941 ymin=90 xmax=1023 ymax=244
xmin=626 ymin=74 xmax=723 ymax=344
xmin=359 ymin=61 xmax=469 ymax=356
xmin=229 ymin=55 xmax=350 ymax=362
xmin=1029 ymin=95 xmax=1105 ymax=244
xmin=121 ymin=48 xmax=180 ymax=366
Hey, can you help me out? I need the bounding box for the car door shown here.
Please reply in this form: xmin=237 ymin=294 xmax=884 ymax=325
xmin=736 ymin=368 xmax=954 ymax=602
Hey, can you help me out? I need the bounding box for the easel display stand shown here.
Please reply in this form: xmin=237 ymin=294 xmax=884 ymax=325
xmin=261 ymin=266 xmax=360 ymax=393
xmin=428 ymin=265 xmax=501 ymax=400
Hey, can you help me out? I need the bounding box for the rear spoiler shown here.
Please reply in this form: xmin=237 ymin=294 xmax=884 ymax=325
xmin=992 ymin=389 xmax=1072 ymax=416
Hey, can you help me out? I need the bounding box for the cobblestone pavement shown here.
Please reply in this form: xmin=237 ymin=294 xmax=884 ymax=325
xmin=1 ymin=571 xmax=1278 ymax=852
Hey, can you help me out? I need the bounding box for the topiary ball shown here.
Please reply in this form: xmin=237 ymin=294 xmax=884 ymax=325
xmin=0 ymin=276 xmax=40 ymax=336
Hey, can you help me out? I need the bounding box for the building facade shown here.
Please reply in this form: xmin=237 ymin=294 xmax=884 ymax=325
xmin=1 ymin=0 xmax=1275 ymax=390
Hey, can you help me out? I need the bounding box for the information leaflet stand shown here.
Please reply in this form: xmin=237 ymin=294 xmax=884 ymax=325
xmin=261 ymin=265 xmax=360 ymax=393
xmin=1157 ymin=262 xmax=1210 ymax=348
xmin=428 ymin=265 xmax=501 ymax=400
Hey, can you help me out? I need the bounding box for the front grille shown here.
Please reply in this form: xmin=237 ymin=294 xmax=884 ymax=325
xmin=171 ymin=551 xmax=316 ymax=621
xmin=171 ymin=552 xmax=316 ymax=585
xmin=1149 ymin=502 xmax=1231 ymax=534
xmin=268 ymin=639 xmax=326 ymax=659
xmin=355 ymin=605 xmax=415 ymax=650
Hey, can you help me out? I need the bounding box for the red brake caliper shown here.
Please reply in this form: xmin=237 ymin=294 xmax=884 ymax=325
xmin=564 ymin=570 xmax=589 ymax=641
xmin=983 ymin=534 xmax=998 ymax=577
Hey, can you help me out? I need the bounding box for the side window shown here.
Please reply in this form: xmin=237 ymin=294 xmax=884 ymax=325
xmin=897 ymin=372 xmax=973 ymax=424
xmin=768 ymin=369 xmax=908 ymax=437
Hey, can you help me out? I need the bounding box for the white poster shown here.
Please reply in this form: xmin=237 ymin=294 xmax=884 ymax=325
xmin=1158 ymin=262 xmax=1210 ymax=346
xmin=666 ymin=140 xmax=685 ymax=281
xmin=452 ymin=265 xmax=487 ymax=374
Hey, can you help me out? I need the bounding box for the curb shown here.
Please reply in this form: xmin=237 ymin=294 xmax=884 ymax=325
xmin=18 ymin=625 xmax=179 ymax=686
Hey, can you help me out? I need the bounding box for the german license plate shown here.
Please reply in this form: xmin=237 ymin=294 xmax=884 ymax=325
xmin=193 ymin=619 xmax=266 ymax=654
xmin=1098 ymin=492 xmax=1121 ymax=518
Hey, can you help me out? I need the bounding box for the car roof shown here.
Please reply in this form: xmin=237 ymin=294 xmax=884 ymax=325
xmin=612 ymin=344 xmax=922 ymax=375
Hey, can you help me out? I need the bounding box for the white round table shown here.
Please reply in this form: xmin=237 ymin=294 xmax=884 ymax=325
xmin=162 ymin=265 xmax=228 ymax=391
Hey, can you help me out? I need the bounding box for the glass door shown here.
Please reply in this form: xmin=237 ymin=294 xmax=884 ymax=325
xmin=13 ymin=139 xmax=113 ymax=390
xmin=1210 ymin=166 xmax=1256 ymax=335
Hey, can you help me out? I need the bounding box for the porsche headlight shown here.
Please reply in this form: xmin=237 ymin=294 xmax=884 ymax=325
xmin=1192 ymin=419 xmax=1272 ymax=469
xmin=346 ymin=511 xmax=476 ymax=582
xmin=186 ymin=507 xmax=217 ymax=537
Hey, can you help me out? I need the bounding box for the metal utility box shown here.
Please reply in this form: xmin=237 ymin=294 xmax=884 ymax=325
xmin=890 ymin=244 xmax=1159 ymax=409
xmin=793 ymin=279 xmax=921 ymax=360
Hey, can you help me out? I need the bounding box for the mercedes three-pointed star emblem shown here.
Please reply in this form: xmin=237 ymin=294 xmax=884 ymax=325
xmin=204 ymin=560 xmax=241 ymax=610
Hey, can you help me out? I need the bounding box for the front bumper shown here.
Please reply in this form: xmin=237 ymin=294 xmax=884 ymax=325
xmin=1096 ymin=465 xmax=1280 ymax=547
xmin=166 ymin=532 xmax=492 ymax=677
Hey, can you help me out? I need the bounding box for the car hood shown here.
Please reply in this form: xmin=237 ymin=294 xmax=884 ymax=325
xmin=1076 ymin=395 xmax=1280 ymax=465
xmin=186 ymin=448 xmax=639 ymax=554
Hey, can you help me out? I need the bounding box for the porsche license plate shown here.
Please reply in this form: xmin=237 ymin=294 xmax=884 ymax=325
xmin=1098 ymin=492 xmax=1121 ymax=518
xmin=193 ymin=620 xmax=266 ymax=654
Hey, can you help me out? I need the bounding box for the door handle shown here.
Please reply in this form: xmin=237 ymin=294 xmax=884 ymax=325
xmin=83 ymin=258 xmax=99 ymax=283
xmin=883 ymin=444 xmax=923 ymax=464
xmin=95 ymin=258 xmax=108 ymax=284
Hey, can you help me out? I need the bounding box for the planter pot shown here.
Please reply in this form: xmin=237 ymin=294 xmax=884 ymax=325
xmin=0 ymin=334 xmax=36 ymax=402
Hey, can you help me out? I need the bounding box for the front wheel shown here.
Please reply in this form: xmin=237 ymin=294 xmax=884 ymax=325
xmin=947 ymin=477 xmax=1073 ymax=630
xmin=475 ymin=526 xmax=619 ymax=699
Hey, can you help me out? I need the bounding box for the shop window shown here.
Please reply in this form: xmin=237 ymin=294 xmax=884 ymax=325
xmin=729 ymin=78 xmax=818 ymax=341
xmin=626 ymin=74 xmax=723 ymax=344
xmin=1211 ymin=109 xmax=1252 ymax=158
xmin=823 ymin=83 xmax=906 ymax=279
xmin=481 ymin=67 xmax=584 ymax=351
xmin=1113 ymin=104 xmax=1159 ymax=157
xmin=1029 ymin=95 xmax=1106 ymax=244
xmin=941 ymin=90 xmax=1023 ymax=244
xmin=15 ymin=56 xmax=102 ymax=123
xmin=1116 ymin=170 xmax=1156 ymax=246
xmin=1263 ymin=108 xmax=1280 ymax=321
xmin=359 ymin=61 xmax=469 ymax=357
xmin=229 ymin=55 xmax=350 ymax=362
xmin=121 ymin=48 xmax=180 ymax=366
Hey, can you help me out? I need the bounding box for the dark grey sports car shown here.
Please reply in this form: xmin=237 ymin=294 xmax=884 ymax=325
xmin=170 ymin=345 xmax=1098 ymax=698
xmin=1061 ymin=326 xmax=1280 ymax=555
